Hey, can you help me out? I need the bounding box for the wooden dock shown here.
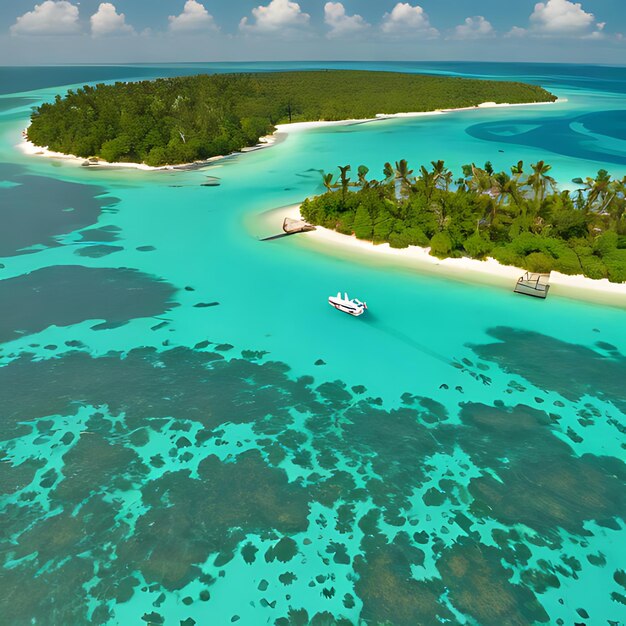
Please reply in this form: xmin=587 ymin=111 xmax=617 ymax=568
xmin=514 ymin=272 xmax=551 ymax=299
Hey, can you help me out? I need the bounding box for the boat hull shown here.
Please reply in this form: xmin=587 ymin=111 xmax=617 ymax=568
xmin=328 ymin=299 xmax=365 ymax=316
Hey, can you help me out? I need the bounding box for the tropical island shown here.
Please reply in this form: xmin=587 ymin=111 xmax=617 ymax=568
xmin=300 ymin=160 xmax=626 ymax=283
xmin=26 ymin=70 xmax=556 ymax=167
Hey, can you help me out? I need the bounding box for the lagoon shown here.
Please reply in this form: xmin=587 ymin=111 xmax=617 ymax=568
xmin=0 ymin=62 xmax=625 ymax=625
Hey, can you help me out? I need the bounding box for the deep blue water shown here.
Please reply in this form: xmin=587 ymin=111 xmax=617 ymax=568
xmin=3 ymin=60 xmax=626 ymax=95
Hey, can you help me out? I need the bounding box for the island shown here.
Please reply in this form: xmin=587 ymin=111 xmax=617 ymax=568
xmin=26 ymin=70 xmax=556 ymax=167
xmin=299 ymin=160 xmax=626 ymax=283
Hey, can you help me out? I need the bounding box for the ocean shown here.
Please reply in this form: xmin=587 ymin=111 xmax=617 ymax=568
xmin=0 ymin=62 xmax=624 ymax=625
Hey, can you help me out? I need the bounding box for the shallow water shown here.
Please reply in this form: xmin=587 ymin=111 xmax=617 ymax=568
xmin=1 ymin=62 xmax=625 ymax=626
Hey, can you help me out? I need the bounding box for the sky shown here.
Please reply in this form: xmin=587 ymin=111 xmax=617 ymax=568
xmin=0 ymin=0 xmax=625 ymax=65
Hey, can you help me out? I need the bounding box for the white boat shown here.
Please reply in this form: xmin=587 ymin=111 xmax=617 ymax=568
xmin=328 ymin=292 xmax=368 ymax=317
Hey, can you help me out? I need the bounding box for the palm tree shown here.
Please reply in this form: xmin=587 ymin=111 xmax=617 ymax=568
xmin=394 ymin=159 xmax=414 ymax=192
xmin=608 ymin=176 xmax=626 ymax=233
xmin=468 ymin=164 xmax=494 ymax=195
xmin=585 ymin=169 xmax=613 ymax=212
xmin=457 ymin=164 xmax=474 ymax=192
xmin=590 ymin=175 xmax=625 ymax=233
xmin=440 ymin=170 xmax=454 ymax=193
xmin=510 ymin=160 xmax=524 ymax=180
xmin=431 ymin=160 xmax=452 ymax=191
xmin=431 ymin=159 xmax=445 ymax=182
xmin=492 ymin=172 xmax=522 ymax=209
xmin=527 ymin=160 xmax=557 ymax=206
xmin=321 ymin=172 xmax=336 ymax=192
xmin=572 ymin=176 xmax=599 ymax=233
xmin=383 ymin=162 xmax=395 ymax=184
xmin=338 ymin=165 xmax=351 ymax=202
xmin=357 ymin=165 xmax=370 ymax=189
xmin=572 ymin=171 xmax=616 ymax=235
xmin=465 ymin=164 xmax=500 ymax=226
xmin=573 ymin=188 xmax=586 ymax=212
xmin=418 ymin=165 xmax=436 ymax=201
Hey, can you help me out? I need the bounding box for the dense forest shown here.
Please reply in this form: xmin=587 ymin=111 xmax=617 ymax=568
xmin=300 ymin=160 xmax=626 ymax=282
xmin=27 ymin=71 xmax=555 ymax=166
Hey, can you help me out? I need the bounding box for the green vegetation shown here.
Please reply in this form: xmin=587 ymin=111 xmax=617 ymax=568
xmin=300 ymin=161 xmax=626 ymax=282
xmin=27 ymin=71 xmax=555 ymax=166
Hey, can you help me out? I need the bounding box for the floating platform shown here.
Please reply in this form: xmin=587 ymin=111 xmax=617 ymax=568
xmin=514 ymin=272 xmax=551 ymax=299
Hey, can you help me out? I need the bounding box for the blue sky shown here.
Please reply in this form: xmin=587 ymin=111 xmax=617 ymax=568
xmin=0 ymin=0 xmax=624 ymax=65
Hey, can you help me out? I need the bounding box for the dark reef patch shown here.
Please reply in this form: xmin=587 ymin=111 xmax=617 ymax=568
xmin=78 ymin=224 xmax=122 ymax=242
xmin=0 ymin=265 xmax=178 ymax=343
xmin=117 ymin=451 xmax=309 ymax=590
xmin=52 ymin=431 xmax=147 ymax=503
xmin=437 ymin=539 xmax=550 ymax=625
xmin=194 ymin=302 xmax=220 ymax=308
xmin=0 ymin=347 xmax=308 ymax=438
xmin=2 ymin=496 xmax=126 ymax=625
xmin=354 ymin=520 xmax=451 ymax=625
xmin=1 ymin=324 xmax=624 ymax=624
xmin=0 ymin=164 xmax=118 ymax=256
xmin=451 ymin=403 xmax=626 ymax=535
xmin=0 ymin=454 xmax=45 ymax=495
xmin=91 ymin=320 xmax=129 ymax=331
xmin=74 ymin=244 xmax=123 ymax=258
xmin=0 ymin=546 xmax=96 ymax=625
xmin=471 ymin=327 xmax=626 ymax=412
xmin=264 ymin=537 xmax=299 ymax=563
xmin=341 ymin=401 xmax=445 ymax=511
xmin=2 ymin=420 xmax=308 ymax=619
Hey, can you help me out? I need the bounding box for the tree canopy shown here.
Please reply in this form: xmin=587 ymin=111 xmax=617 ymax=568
xmin=27 ymin=70 xmax=555 ymax=166
xmin=300 ymin=160 xmax=626 ymax=283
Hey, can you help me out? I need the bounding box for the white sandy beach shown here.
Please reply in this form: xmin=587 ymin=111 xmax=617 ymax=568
xmin=17 ymin=134 xmax=228 ymax=171
xmin=267 ymin=204 xmax=626 ymax=308
xmin=270 ymin=99 xmax=565 ymax=136
xmin=17 ymin=99 xmax=563 ymax=171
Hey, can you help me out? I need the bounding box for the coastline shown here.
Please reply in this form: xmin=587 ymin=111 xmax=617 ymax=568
xmin=266 ymin=204 xmax=626 ymax=309
xmin=17 ymin=132 xmax=244 ymax=172
xmin=16 ymin=99 xmax=563 ymax=171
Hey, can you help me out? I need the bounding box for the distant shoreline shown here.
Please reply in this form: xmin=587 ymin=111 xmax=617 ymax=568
xmin=17 ymin=99 xmax=564 ymax=171
xmin=261 ymin=203 xmax=626 ymax=309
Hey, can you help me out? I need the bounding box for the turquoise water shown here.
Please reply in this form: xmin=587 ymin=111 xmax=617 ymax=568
xmin=1 ymin=62 xmax=625 ymax=625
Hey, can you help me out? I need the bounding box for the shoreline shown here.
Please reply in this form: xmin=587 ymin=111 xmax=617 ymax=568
xmin=265 ymin=204 xmax=625 ymax=309
xmin=17 ymin=132 xmax=241 ymax=172
xmin=16 ymin=99 xmax=563 ymax=171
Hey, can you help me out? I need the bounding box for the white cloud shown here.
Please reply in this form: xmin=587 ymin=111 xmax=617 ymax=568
xmin=509 ymin=0 xmax=605 ymax=38
xmin=530 ymin=0 xmax=594 ymax=34
xmin=381 ymin=3 xmax=438 ymax=38
xmin=11 ymin=0 xmax=80 ymax=36
xmin=169 ymin=1 xmax=217 ymax=33
xmin=324 ymin=2 xmax=369 ymax=38
xmin=452 ymin=16 xmax=495 ymax=40
xmin=506 ymin=26 xmax=528 ymax=38
xmin=91 ymin=2 xmax=134 ymax=37
xmin=240 ymin=0 xmax=310 ymax=34
xmin=582 ymin=25 xmax=606 ymax=40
